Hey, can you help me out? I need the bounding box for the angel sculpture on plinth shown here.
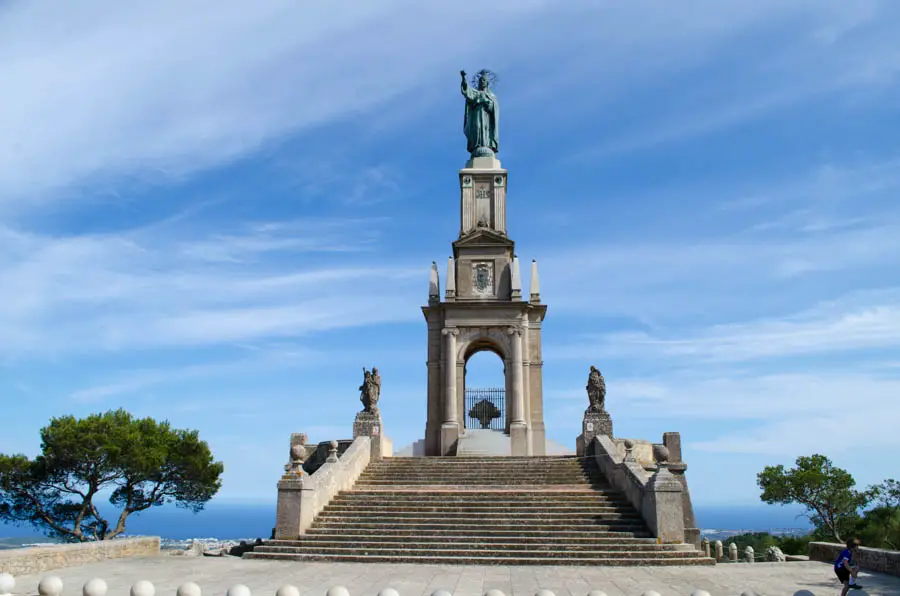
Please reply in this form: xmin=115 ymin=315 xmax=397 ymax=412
xmin=586 ymin=365 xmax=606 ymax=413
xmin=360 ymin=367 xmax=381 ymax=413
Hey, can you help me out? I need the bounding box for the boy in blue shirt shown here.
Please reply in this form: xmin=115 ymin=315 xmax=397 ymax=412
xmin=834 ymin=538 xmax=863 ymax=594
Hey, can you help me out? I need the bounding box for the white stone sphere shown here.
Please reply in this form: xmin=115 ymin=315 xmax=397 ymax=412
xmin=485 ymin=590 xmax=507 ymax=596
xmin=586 ymin=591 xmax=608 ymax=596
xmin=536 ymin=590 xmax=556 ymax=596
xmin=131 ymin=580 xmax=155 ymax=596
xmin=378 ymin=589 xmax=399 ymax=596
xmin=226 ymin=585 xmax=251 ymax=596
xmin=431 ymin=590 xmax=453 ymax=596
xmin=84 ymin=578 xmax=108 ymax=596
xmin=791 ymin=592 xmax=814 ymax=596
xmin=39 ymin=576 xmax=64 ymax=596
xmin=276 ymin=586 xmax=300 ymax=596
xmin=326 ymin=587 xmax=350 ymax=596
xmin=740 ymin=591 xmax=758 ymax=596
xmin=691 ymin=591 xmax=712 ymax=596
xmin=0 ymin=573 xmax=14 ymax=596
xmin=640 ymin=592 xmax=662 ymax=596
xmin=177 ymin=582 xmax=202 ymax=596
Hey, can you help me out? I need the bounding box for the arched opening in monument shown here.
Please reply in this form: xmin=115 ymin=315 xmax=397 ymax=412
xmin=463 ymin=347 xmax=507 ymax=432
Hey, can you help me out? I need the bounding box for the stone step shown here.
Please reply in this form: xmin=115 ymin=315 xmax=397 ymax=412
xmin=243 ymin=551 xmax=715 ymax=566
xmin=311 ymin=520 xmax=649 ymax=532
xmin=359 ymin=473 xmax=593 ymax=485
xmin=303 ymin=527 xmax=654 ymax=539
xmin=317 ymin=510 xmax=643 ymax=521
xmin=339 ymin=490 xmax=623 ymax=500
xmin=330 ymin=491 xmax=631 ymax=507
xmin=267 ymin=537 xmax=691 ymax=551
xmin=386 ymin=456 xmax=583 ymax=462
xmin=253 ymin=544 xmax=702 ymax=559
xmin=323 ymin=504 xmax=637 ymax=514
xmin=355 ymin=479 xmax=602 ymax=486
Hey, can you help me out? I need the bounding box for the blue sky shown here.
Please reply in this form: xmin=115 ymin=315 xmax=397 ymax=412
xmin=1 ymin=1 xmax=899 ymax=508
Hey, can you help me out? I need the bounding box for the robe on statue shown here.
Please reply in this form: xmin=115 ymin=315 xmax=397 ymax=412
xmin=462 ymin=86 xmax=499 ymax=154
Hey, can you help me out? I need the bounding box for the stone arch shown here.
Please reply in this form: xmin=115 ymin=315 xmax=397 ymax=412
xmin=456 ymin=326 xmax=510 ymax=363
xmin=456 ymin=327 xmax=511 ymax=432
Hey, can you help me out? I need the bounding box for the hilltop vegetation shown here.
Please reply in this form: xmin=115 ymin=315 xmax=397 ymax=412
xmin=758 ymin=454 xmax=898 ymax=550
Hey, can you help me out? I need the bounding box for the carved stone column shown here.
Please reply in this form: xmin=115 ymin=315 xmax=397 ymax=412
xmin=441 ymin=327 xmax=460 ymax=455
xmin=507 ymin=325 xmax=527 ymax=455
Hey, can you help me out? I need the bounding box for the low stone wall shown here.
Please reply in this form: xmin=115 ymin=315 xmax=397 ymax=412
xmin=0 ymin=536 xmax=160 ymax=575
xmin=809 ymin=541 xmax=900 ymax=577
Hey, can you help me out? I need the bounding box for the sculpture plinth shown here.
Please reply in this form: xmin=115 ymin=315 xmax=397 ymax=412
xmin=353 ymin=410 xmax=385 ymax=460
xmin=577 ymin=409 xmax=613 ymax=457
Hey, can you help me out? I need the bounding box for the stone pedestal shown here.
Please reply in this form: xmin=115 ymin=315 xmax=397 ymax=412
xmin=577 ymin=409 xmax=613 ymax=456
xmin=441 ymin=422 xmax=460 ymax=456
xmin=509 ymin=422 xmax=527 ymax=456
xmin=354 ymin=410 xmax=385 ymax=460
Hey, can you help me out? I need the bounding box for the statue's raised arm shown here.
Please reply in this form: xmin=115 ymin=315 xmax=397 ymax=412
xmin=460 ymin=68 xmax=499 ymax=158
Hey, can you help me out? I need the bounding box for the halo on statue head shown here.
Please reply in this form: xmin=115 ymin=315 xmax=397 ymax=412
xmin=471 ymin=69 xmax=498 ymax=88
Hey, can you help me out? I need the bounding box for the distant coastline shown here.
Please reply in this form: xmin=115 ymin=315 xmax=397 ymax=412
xmin=0 ymin=502 xmax=811 ymax=550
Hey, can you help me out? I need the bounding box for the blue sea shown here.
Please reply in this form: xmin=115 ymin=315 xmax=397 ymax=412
xmin=0 ymin=502 xmax=810 ymax=550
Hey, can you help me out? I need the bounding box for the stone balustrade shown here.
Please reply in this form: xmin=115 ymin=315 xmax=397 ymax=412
xmin=0 ymin=574 xmax=766 ymax=596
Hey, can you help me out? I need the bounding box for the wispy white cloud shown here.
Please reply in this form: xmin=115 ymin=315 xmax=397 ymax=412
xmin=569 ymin=2 xmax=900 ymax=159
xmin=549 ymin=289 xmax=900 ymax=364
xmin=2 ymin=1 xmax=889 ymax=209
xmin=0 ymin=217 xmax=423 ymax=357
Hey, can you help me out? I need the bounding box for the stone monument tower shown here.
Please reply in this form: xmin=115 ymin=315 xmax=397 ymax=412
xmin=421 ymin=70 xmax=547 ymax=456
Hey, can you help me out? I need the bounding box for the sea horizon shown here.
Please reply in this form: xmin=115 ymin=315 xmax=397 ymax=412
xmin=0 ymin=501 xmax=811 ymax=550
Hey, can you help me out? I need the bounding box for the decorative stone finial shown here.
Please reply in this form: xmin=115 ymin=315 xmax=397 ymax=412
xmin=83 ymin=579 xmax=108 ymax=596
xmin=653 ymin=444 xmax=670 ymax=465
xmin=326 ymin=440 xmax=339 ymax=462
xmin=276 ymin=586 xmax=300 ymax=596
xmin=130 ymin=581 xmax=155 ymax=596
xmin=701 ymin=537 xmax=710 ymax=558
xmin=744 ymin=545 xmax=755 ymax=563
xmin=530 ymin=259 xmax=541 ymax=303
xmin=326 ymin=588 xmax=350 ymax=596
xmin=226 ymin=585 xmax=251 ymax=596
xmin=510 ymin=255 xmax=522 ymax=299
xmin=429 ymin=261 xmax=440 ymax=300
xmin=445 ymin=257 xmax=456 ymax=299
xmin=622 ymin=439 xmax=636 ymax=463
xmin=39 ymin=577 xmax=64 ymax=596
xmin=714 ymin=540 xmax=724 ymax=561
xmin=177 ymin=583 xmax=202 ymax=596
xmin=0 ymin=573 xmax=14 ymax=596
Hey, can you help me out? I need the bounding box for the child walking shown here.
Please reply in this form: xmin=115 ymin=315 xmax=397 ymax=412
xmin=834 ymin=538 xmax=863 ymax=594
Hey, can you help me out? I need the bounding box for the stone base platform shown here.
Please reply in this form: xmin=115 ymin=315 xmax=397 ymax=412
xmin=7 ymin=556 xmax=900 ymax=596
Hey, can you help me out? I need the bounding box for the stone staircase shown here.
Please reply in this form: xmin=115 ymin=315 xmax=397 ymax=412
xmin=247 ymin=455 xmax=713 ymax=565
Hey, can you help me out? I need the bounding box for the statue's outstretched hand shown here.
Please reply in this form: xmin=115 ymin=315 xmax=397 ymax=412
xmin=460 ymin=70 xmax=466 ymax=78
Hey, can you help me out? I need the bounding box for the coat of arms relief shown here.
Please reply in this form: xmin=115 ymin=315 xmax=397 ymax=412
xmin=472 ymin=262 xmax=494 ymax=295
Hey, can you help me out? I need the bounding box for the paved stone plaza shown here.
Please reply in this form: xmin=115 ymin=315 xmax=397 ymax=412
xmin=7 ymin=556 xmax=900 ymax=596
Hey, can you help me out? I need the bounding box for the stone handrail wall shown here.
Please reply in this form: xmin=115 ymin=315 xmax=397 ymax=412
xmin=0 ymin=575 xmax=759 ymax=596
xmin=0 ymin=536 xmax=159 ymax=575
xmin=274 ymin=436 xmax=372 ymax=539
xmin=590 ymin=435 xmax=685 ymax=544
xmin=809 ymin=541 xmax=900 ymax=577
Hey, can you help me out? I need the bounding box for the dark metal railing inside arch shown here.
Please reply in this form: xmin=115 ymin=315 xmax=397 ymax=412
xmin=464 ymin=387 xmax=506 ymax=431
